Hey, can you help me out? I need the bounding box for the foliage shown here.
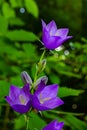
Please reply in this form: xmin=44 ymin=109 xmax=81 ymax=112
xmin=0 ymin=0 xmax=87 ymax=130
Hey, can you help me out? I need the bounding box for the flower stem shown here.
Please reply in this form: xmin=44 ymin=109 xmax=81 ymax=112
xmin=24 ymin=115 xmax=29 ymax=130
xmin=39 ymin=49 xmax=46 ymax=62
xmin=34 ymin=49 xmax=46 ymax=83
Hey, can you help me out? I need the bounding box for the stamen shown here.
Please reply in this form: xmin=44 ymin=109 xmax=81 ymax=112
xmin=19 ymin=95 xmax=26 ymax=105
xmin=39 ymin=93 xmax=51 ymax=104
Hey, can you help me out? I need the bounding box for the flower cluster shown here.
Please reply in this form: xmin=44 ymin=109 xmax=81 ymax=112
xmin=5 ymin=20 xmax=72 ymax=130
xmin=5 ymin=73 xmax=64 ymax=129
xmin=5 ymin=77 xmax=64 ymax=114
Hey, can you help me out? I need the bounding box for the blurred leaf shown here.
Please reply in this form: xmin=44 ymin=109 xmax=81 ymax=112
xmin=0 ymin=15 xmax=8 ymax=35
xmin=64 ymin=114 xmax=87 ymax=130
xmin=10 ymin=0 xmax=23 ymax=8
xmin=58 ymin=70 xmax=81 ymax=78
xmin=2 ymin=2 xmax=15 ymax=18
xmin=9 ymin=17 xmax=25 ymax=26
xmin=49 ymin=74 xmax=60 ymax=84
xmin=25 ymin=0 xmax=39 ymax=18
xmin=29 ymin=112 xmax=46 ymax=130
xmin=10 ymin=76 xmax=23 ymax=86
xmin=58 ymin=87 xmax=84 ymax=98
xmin=6 ymin=30 xmax=38 ymax=41
xmin=0 ymin=80 xmax=10 ymax=101
xmin=14 ymin=115 xmax=25 ymax=130
xmin=23 ymin=43 xmax=36 ymax=57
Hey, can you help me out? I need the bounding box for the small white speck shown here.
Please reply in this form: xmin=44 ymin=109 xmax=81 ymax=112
xmin=64 ymin=50 xmax=69 ymax=55
xmin=72 ymin=104 xmax=77 ymax=109
xmin=19 ymin=8 xmax=25 ymax=13
xmin=55 ymin=46 xmax=64 ymax=51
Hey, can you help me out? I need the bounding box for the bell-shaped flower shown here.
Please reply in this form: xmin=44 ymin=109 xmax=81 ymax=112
xmin=5 ymin=84 xmax=31 ymax=114
xmin=42 ymin=120 xmax=64 ymax=130
xmin=42 ymin=20 xmax=72 ymax=50
xmin=32 ymin=81 xmax=64 ymax=111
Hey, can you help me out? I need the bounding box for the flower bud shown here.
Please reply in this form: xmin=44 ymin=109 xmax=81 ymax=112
xmin=41 ymin=59 xmax=46 ymax=71
xmin=34 ymin=76 xmax=48 ymax=89
xmin=21 ymin=71 xmax=32 ymax=85
xmin=37 ymin=59 xmax=46 ymax=74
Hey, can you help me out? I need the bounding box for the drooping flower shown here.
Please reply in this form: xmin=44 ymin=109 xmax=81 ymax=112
xmin=42 ymin=20 xmax=72 ymax=50
xmin=42 ymin=120 xmax=64 ymax=130
xmin=32 ymin=81 xmax=64 ymax=111
xmin=5 ymin=84 xmax=31 ymax=114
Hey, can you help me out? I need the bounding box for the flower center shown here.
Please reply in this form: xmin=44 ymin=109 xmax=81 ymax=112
xmin=39 ymin=93 xmax=51 ymax=104
xmin=19 ymin=95 xmax=26 ymax=105
xmin=50 ymin=30 xmax=53 ymax=36
xmin=55 ymin=31 xmax=59 ymax=36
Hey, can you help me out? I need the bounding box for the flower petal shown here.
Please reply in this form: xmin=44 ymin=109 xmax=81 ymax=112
xmin=55 ymin=28 xmax=69 ymax=38
xmin=43 ymin=35 xmax=62 ymax=50
xmin=42 ymin=120 xmax=64 ymax=130
xmin=22 ymin=84 xmax=30 ymax=97
xmin=9 ymin=85 xmax=21 ymax=101
xmin=38 ymin=84 xmax=58 ymax=100
xmin=42 ymin=20 xmax=46 ymax=30
xmin=47 ymin=20 xmax=57 ymax=35
xmin=35 ymin=81 xmax=45 ymax=95
xmin=32 ymin=94 xmax=48 ymax=110
xmin=12 ymin=100 xmax=31 ymax=114
xmin=42 ymin=97 xmax=64 ymax=109
xmin=32 ymin=95 xmax=64 ymax=111
xmin=5 ymin=96 xmax=14 ymax=105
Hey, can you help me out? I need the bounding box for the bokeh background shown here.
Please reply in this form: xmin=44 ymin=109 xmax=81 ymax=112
xmin=0 ymin=0 xmax=87 ymax=130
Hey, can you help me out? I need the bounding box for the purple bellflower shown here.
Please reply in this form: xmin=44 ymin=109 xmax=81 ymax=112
xmin=42 ymin=20 xmax=72 ymax=50
xmin=42 ymin=120 xmax=64 ymax=130
xmin=32 ymin=81 xmax=64 ymax=111
xmin=5 ymin=84 xmax=31 ymax=114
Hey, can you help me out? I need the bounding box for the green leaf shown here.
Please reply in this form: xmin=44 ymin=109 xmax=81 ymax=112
xmin=64 ymin=114 xmax=87 ymax=130
xmin=2 ymin=2 xmax=15 ymax=18
xmin=58 ymin=87 xmax=84 ymax=98
xmin=0 ymin=15 xmax=8 ymax=35
xmin=14 ymin=115 xmax=25 ymax=130
xmin=9 ymin=17 xmax=25 ymax=26
xmin=29 ymin=112 xmax=46 ymax=130
xmin=23 ymin=43 xmax=37 ymax=58
xmin=10 ymin=76 xmax=23 ymax=86
xmin=49 ymin=74 xmax=60 ymax=84
xmin=6 ymin=30 xmax=38 ymax=42
xmin=25 ymin=0 xmax=39 ymax=18
xmin=10 ymin=0 xmax=23 ymax=8
xmin=0 ymin=80 xmax=10 ymax=102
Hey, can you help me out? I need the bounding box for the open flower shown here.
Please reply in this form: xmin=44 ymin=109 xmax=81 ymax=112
xmin=42 ymin=20 xmax=72 ymax=50
xmin=5 ymin=84 xmax=31 ymax=114
xmin=42 ymin=120 xmax=64 ymax=130
xmin=32 ymin=81 xmax=64 ymax=111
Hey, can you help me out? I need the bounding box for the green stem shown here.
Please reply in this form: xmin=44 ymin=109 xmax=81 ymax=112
xmin=24 ymin=115 xmax=29 ymax=130
xmin=49 ymin=110 xmax=84 ymax=116
xmin=34 ymin=49 xmax=46 ymax=83
xmin=39 ymin=49 xmax=46 ymax=62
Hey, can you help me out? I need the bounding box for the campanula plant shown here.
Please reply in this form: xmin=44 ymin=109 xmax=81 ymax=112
xmin=5 ymin=20 xmax=72 ymax=130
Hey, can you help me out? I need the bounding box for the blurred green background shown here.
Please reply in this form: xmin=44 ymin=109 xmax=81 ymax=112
xmin=0 ymin=0 xmax=87 ymax=130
